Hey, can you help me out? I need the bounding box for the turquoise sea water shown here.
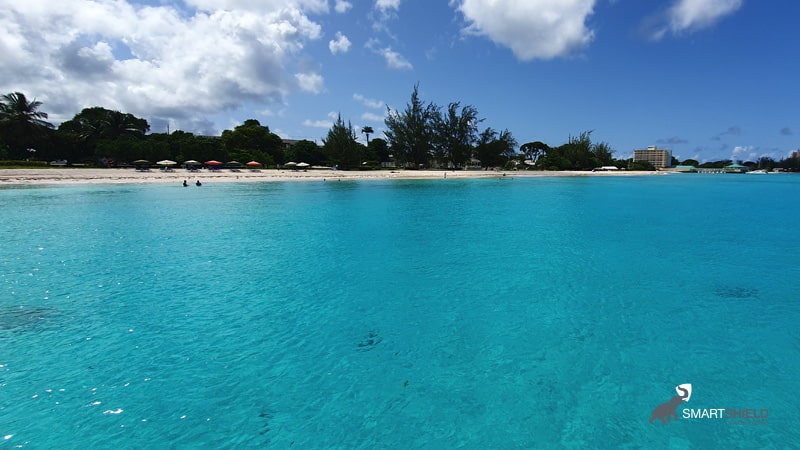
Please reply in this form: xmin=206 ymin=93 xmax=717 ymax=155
xmin=1 ymin=174 xmax=798 ymax=448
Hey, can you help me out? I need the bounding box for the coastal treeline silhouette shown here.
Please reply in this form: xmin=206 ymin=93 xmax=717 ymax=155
xmin=2 ymin=89 xmax=798 ymax=171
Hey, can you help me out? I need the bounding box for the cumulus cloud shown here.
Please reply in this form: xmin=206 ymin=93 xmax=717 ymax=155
xmin=329 ymin=32 xmax=352 ymax=54
xmin=361 ymin=112 xmax=385 ymax=122
xmin=731 ymin=145 xmax=756 ymax=161
xmin=295 ymin=72 xmax=324 ymax=93
xmin=380 ymin=48 xmax=413 ymax=70
xmin=650 ymin=0 xmax=742 ymax=40
xmin=376 ymin=0 xmax=401 ymax=12
xmin=451 ymin=0 xmax=596 ymax=60
xmin=353 ymin=94 xmax=384 ymax=109
xmin=0 ymin=0 xmax=325 ymax=133
xmin=303 ymin=118 xmax=334 ymax=128
xmin=335 ymin=1 xmax=353 ymax=13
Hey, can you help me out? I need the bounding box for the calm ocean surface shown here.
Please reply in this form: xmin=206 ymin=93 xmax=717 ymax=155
xmin=1 ymin=174 xmax=798 ymax=448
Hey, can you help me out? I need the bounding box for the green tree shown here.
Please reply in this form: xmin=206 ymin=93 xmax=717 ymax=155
xmin=384 ymin=84 xmax=437 ymax=167
xmin=432 ymin=102 xmax=481 ymax=167
xmin=323 ymin=114 xmax=360 ymax=169
xmin=287 ymin=139 xmax=325 ymax=166
xmin=0 ymin=92 xmax=54 ymax=159
xmin=519 ymin=141 xmax=550 ymax=168
xmin=56 ymin=107 xmax=149 ymax=162
xmin=59 ymin=107 xmax=148 ymax=141
xmin=630 ymin=160 xmax=655 ymax=171
xmin=591 ymin=141 xmax=614 ymax=167
xmin=221 ymin=119 xmax=284 ymax=165
xmin=537 ymin=131 xmax=611 ymax=170
xmin=362 ymin=125 xmax=374 ymax=146
xmin=367 ymin=137 xmax=389 ymax=164
xmin=475 ymin=127 xmax=517 ymax=168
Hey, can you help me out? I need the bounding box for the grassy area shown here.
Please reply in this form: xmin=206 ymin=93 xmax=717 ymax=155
xmin=0 ymin=161 xmax=98 ymax=169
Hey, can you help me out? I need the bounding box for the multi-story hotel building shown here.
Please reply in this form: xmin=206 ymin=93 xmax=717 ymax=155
xmin=633 ymin=146 xmax=672 ymax=168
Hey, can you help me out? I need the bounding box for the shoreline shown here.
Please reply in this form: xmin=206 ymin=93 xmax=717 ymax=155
xmin=0 ymin=167 xmax=666 ymax=186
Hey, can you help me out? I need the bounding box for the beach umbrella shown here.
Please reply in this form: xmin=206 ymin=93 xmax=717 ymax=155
xmin=183 ymin=160 xmax=201 ymax=166
xmin=132 ymin=159 xmax=150 ymax=166
xmin=296 ymin=162 xmax=310 ymax=168
xmin=284 ymin=161 xmax=297 ymax=168
xmin=157 ymin=159 xmax=177 ymax=166
xmin=204 ymin=160 xmax=223 ymax=166
xmin=246 ymin=161 xmax=262 ymax=167
xmin=226 ymin=160 xmax=243 ymax=167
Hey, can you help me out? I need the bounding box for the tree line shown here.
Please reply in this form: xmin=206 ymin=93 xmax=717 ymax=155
xmin=3 ymin=89 xmax=800 ymax=171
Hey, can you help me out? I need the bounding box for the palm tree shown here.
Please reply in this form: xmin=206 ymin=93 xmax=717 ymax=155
xmin=99 ymin=110 xmax=148 ymax=139
xmin=362 ymin=125 xmax=374 ymax=146
xmin=0 ymin=92 xmax=54 ymax=159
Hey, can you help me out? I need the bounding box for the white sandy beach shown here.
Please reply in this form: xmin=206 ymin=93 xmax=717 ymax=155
xmin=0 ymin=167 xmax=664 ymax=185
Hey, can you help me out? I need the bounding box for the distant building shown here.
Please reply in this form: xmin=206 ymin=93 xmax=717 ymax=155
xmin=633 ymin=146 xmax=672 ymax=168
xmin=282 ymin=139 xmax=301 ymax=150
xmin=723 ymin=162 xmax=748 ymax=173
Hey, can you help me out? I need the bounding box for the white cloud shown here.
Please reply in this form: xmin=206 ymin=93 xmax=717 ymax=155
xmin=668 ymin=0 xmax=742 ymax=32
xmin=451 ymin=0 xmax=596 ymax=61
xmin=187 ymin=0 xmax=330 ymax=14
xmin=650 ymin=0 xmax=742 ymax=40
xmin=361 ymin=112 xmax=385 ymax=122
xmin=295 ymin=72 xmax=324 ymax=93
xmin=0 ymin=0 xmax=325 ymax=133
xmin=303 ymin=118 xmax=333 ymax=128
xmin=732 ymin=145 xmax=755 ymax=161
xmin=381 ymin=48 xmax=413 ymax=70
xmin=353 ymin=94 xmax=384 ymax=109
xmin=335 ymin=0 xmax=353 ymax=13
xmin=329 ymin=32 xmax=352 ymax=54
xmin=376 ymin=0 xmax=401 ymax=12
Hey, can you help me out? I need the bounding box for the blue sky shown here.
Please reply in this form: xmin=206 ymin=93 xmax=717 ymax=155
xmin=1 ymin=0 xmax=798 ymax=162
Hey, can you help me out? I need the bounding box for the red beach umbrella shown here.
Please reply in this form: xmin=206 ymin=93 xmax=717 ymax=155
xmin=204 ymin=160 xmax=222 ymax=166
xmin=246 ymin=161 xmax=262 ymax=167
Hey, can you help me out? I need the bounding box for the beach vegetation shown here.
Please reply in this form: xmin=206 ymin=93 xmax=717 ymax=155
xmin=520 ymin=141 xmax=550 ymax=166
xmin=362 ymin=126 xmax=374 ymax=146
xmin=324 ymin=114 xmax=361 ymax=168
xmin=629 ymin=160 xmax=656 ymax=171
xmin=59 ymin=107 xmax=148 ymax=141
xmin=366 ymin=138 xmax=389 ymax=165
xmin=6 ymin=90 xmax=800 ymax=172
xmin=475 ymin=127 xmax=518 ymax=168
xmin=286 ymin=139 xmax=326 ymax=166
xmin=221 ymin=119 xmax=284 ymax=167
xmin=432 ymin=102 xmax=482 ymax=167
xmin=384 ymin=84 xmax=438 ymax=168
xmin=0 ymin=92 xmax=54 ymax=160
xmin=532 ymin=131 xmax=619 ymax=170
xmin=384 ymin=84 xmax=518 ymax=169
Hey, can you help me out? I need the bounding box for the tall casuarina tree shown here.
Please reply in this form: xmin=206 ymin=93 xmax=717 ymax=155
xmin=384 ymin=84 xmax=437 ymax=167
